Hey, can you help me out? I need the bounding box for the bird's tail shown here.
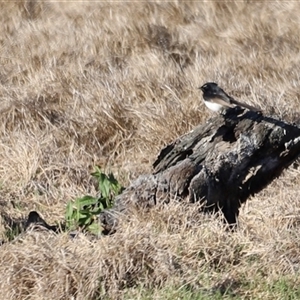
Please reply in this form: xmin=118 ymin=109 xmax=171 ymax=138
xmin=231 ymin=98 xmax=261 ymax=112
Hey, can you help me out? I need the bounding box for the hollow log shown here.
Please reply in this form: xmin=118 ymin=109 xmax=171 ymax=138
xmin=100 ymin=107 xmax=300 ymax=232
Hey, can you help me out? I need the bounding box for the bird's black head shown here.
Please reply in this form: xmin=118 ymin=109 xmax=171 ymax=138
xmin=199 ymin=82 xmax=219 ymax=93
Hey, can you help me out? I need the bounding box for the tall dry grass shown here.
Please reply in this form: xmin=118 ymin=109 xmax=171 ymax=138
xmin=0 ymin=0 xmax=300 ymax=299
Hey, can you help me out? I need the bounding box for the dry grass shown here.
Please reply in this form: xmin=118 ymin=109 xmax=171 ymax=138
xmin=0 ymin=0 xmax=300 ymax=299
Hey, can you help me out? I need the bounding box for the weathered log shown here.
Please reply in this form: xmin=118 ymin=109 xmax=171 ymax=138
xmin=100 ymin=107 xmax=300 ymax=232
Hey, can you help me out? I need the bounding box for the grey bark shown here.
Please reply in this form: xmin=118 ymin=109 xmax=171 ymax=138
xmin=100 ymin=107 xmax=300 ymax=233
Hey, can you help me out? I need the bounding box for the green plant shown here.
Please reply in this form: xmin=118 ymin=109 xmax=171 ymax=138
xmin=65 ymin=167 xmax=123 ymax=235
xmin=4 ymin=225 xmax=22 ymax=242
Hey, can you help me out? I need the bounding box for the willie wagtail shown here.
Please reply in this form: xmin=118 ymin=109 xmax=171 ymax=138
xmin=199 ymin=82 xmax=261 ymax=113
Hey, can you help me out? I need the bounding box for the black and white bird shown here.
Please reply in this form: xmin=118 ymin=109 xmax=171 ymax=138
xmin=199 ymin=82 xmax=261 ymax=113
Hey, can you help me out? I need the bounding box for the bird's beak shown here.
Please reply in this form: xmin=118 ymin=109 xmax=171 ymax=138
xmin=198 ymin=86 xmax=204 ymax=91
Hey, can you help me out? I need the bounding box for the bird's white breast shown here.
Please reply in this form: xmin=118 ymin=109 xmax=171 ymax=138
xmin=204 ymin=101 xmax=224 ymax=112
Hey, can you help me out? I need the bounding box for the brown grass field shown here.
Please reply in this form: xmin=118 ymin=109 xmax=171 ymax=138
xmin=0 ymin=0 xmax=300 ymax=299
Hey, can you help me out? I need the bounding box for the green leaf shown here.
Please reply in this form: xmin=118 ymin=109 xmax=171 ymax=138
xmin=83 ymin=216 xmax=93 ymax=225
xmin=65 ymin=201 xmax=74 ymax=221
xmin=87 ymin=223 xmax=103 ymax=235
xmin=77 ymin=195 xmax=98 ymax=208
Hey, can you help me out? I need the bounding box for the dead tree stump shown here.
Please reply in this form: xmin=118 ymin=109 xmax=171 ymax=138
xmin=100 ymin=107 xmax=300 ymax=232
